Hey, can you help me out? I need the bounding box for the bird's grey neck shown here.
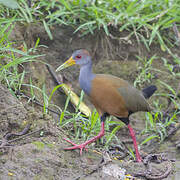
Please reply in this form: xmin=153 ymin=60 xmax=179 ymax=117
xmin=79 ymin=62 xmax=95 ymax=95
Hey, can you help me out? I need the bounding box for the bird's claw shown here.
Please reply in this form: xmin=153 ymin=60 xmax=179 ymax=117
xmin=63 ymin=138 xmax=88 ymax=155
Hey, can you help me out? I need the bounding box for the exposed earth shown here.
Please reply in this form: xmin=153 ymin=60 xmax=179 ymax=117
xmin=0 ymin=23 xmax=180 ymax=179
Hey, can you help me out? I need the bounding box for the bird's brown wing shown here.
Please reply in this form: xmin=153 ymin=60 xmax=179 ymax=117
xmin=89 ymin=74 xmax=150 ymax=117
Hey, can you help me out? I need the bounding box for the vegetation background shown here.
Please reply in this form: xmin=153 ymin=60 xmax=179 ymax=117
xmin=0 ymin=0 xmax=180 ymax=179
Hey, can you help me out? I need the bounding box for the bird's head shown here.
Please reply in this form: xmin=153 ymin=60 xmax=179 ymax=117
xmin=56 ymin=49 xmax=91 ymax=72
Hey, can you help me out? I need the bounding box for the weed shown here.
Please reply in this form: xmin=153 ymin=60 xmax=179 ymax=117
xmin=49 ymin=87 xmax=125 ymax=149
xmin=1 ymin=0 xmax=180 ymax=52
xmin=134 ymin=55 xmax=157 ymax=88
xmin=0 ymin=16 xmax=40 ymax=92
xmin=0 ymin=15 xmax=46 ymax=117
xmin=141 ymin=108 xmax=177 ymax=144
xmin=1 ymin=0 xmax=180 ymax=161
xmin=138 ymin=54 xmax=180 ymax=146
xmin=141 ymin=92 xmax=178 ymax=146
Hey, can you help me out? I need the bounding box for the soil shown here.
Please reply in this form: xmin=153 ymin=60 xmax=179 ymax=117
xmin=0 ymin=23 xmax=180 ymax=179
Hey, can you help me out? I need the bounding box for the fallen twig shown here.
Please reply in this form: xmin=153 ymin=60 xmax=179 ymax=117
xmin=16 ymin=91 xmax=61 ymax=116
xmin=134 ymin=153 xmax=173 ymax=179
xmin=7 ymin=128 xmax=44 ymax=144
xmin=146 ymin=161 xmax=172 ymax=180
xmin=0 ymin=125 xmax=44 ymax=149
xmin=74 ymin=152 xmax=112 ymax=180
xmin=46 ymin=64 xmax=64 ymax=93
xmin=4 ymin=124 xmax=31 ymax=140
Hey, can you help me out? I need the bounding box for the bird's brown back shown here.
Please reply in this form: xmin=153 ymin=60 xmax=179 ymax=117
xmin=89 ymin=74 xmax=151 ymax=117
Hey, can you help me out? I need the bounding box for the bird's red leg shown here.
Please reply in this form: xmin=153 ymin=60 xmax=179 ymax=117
xmin=64 ymin=121 xmax=105 ymax=155
xmin=127 ymin=124 xmax=142 ymax=162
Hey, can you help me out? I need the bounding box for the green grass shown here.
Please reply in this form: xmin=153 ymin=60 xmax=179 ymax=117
xmin=134 ymin=55 xmax=157 ymax=88
xmin=0 ymin=13 xmax=46 ymax=110
xmin=141 ymin=108 xmax=178 ymax=145
xmin=0 ymin=16 xmax=37 ymax=92
xmin=51 ymin=90 xmax=124 ymax=148
xmin=136 ymin=55 xmax=180 ymax=145
xmin=0 ymin=0 xmax=180 ymax=159
xmin=1 ymin=0 xmax=180 ymax=53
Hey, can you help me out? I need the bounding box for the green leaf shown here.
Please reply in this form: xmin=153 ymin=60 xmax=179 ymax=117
xmin=60 ymin=0 xmax=72 ymax=11
xmin=59 ymin=112 xmax=64 ymax=125
xmin=48 ymin=84 xmax=64 ymax=103
xmin=105 ymin=125 xmax=123 ymax=145
xmin=158 ymin=80 xmax=176 ymax=96
xmin=97 ymin=18 xmax=109 ymax=35
xmin=149 ymin=25 xmax=159 ymax=45
xmin=32 ymin=141 xmax=45 ymax=150
xmin=0 ymin=55 xmax=42 ymax=71
xmin=128 ymin=147 xmax=135 ymax=160
xmin=141 ymin=135 xmax=159 ymax=145
xmin=0 ymin=47 xmax=28 ymax=56
xmin=43 ymin=20 xmax=53 ymax=40
xmin=0 ymin=0 xmax=18 ymax=9
xmin=74 ymin=21 xmax=96 ymax=34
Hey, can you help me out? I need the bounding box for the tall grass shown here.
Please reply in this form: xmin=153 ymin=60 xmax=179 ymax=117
xmin=0 ymin=0 xmax=180 ymax=156
xmin=1 ymin=0 xmax=180 ymax=52
xmin=0 ymin=15 xmax=43 ymax=95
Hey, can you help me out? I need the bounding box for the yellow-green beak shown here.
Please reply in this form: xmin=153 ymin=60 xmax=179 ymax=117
xmin=56 ymin=56 xmax=76 ymax=72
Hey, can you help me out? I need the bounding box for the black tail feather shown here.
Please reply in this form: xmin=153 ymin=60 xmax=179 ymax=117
xmin=142 ymin=85 xmax=157 ymax=99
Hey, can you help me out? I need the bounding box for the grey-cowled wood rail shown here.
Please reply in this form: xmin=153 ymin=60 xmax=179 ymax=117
xmin=56 ymin=49 xmax=157 ymax=162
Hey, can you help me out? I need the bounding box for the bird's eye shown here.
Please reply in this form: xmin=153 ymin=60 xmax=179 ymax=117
xmin=76 ymin=55 xmax=82 ymax=59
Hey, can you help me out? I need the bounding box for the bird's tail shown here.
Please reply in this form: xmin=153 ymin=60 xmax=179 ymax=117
xmin=142 ymin=85 xmax=157 ymax=99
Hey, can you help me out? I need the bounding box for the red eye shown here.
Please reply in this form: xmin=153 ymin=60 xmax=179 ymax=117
xmin=76 ymin=55 xmax=81 ymax=59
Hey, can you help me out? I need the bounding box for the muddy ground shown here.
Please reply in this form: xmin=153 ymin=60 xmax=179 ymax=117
xmin=0 ymin=23 xmax=180 ymax=179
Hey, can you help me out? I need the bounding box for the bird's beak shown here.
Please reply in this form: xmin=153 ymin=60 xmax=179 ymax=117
xmin=56 ymin=56 xmax=76 ymax=72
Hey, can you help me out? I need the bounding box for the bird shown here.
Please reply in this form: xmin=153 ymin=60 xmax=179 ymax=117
xmin=56 ymin=49 xmax=157 ymax=162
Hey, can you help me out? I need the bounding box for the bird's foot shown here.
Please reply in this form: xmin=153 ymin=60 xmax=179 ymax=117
xmin=137 ymin=157 xmax=142 ymax=162
xmin=63 ymin=138 xmax=88 ymax=155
